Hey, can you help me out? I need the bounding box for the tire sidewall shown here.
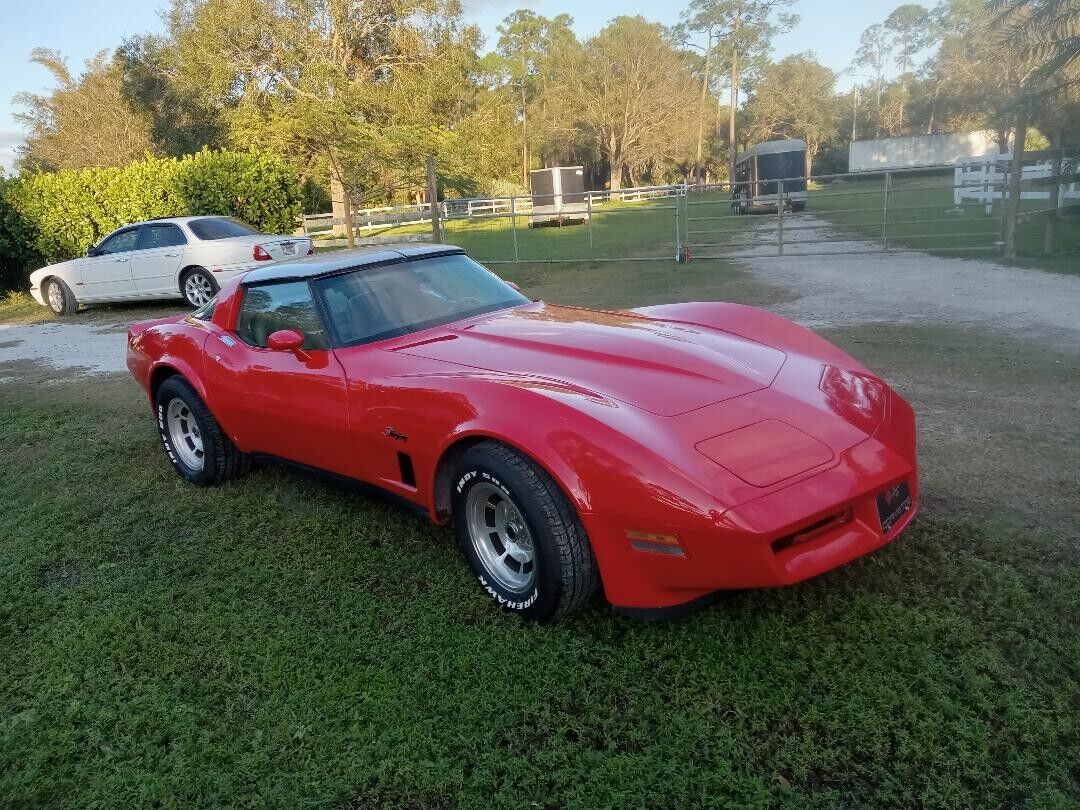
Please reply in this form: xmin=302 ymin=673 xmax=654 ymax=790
xmin=452 ymin=459 xmax=559 ymax=620
xmin=182 ymin=268 xmax=218 ymax=309
xmin=155 ymin=378 xmax=215 ymax=485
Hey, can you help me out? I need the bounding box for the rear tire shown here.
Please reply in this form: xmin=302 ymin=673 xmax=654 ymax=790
xmin=45 ymin=277 xmax=78 ymax=316
xmin=452 ymin=441 xmax=598 ymax=621
xmin=181 ymin=267 xmax=218 ymax=309
xmin=155 ymin=376 xmax=249 ymax=486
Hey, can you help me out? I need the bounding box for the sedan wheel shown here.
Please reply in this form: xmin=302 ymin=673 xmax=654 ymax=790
xmin=45 ymin=278 xmax=78 ymax=316
xmin=182 ymin=268 xmax=218 ymax=308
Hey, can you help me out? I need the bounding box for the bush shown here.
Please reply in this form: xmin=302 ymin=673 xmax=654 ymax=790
xmin=0 ymin=177 xmax=42 ymax=292
xmin=6 ymin=149 xmax=302 ymax=268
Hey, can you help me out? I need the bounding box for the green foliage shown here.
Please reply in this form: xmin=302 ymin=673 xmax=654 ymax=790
xmin=0 ymin=178 xmax=42 ymax=291
xmin=7 ymin=150 xmax=301 ymax=265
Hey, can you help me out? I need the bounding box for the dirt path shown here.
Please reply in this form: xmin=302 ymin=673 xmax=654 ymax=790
xmin=0 ymin=320 xmax=132 ymax=379
xmin=732 ymin=214 xmax=1080 ymax=350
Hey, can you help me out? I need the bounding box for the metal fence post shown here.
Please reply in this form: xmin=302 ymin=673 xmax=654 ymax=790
xmin=511 ymin=195 xmax=519 ymax=262
xmin=674 ymin=188 xmax=681 ymax=262
xmin=882 ymin=171 xmax=890 ymax=252
xmin=777 ymin=179 xmax=785 ymax=256
xmin=587 ymin=193 xmax=594 ymax=260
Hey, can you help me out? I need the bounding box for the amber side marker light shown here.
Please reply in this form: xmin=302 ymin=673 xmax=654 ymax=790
xmin=626 ymin=530 xmax=686 ymax=557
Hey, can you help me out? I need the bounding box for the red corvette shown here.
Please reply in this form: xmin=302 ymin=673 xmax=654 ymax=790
xmin=127 ymin=245 xmax=918 ymax=620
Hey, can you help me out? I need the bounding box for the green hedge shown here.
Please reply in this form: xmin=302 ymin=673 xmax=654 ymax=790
xmin=0 ymin=177 xmax=42 ymax=292
xmin=2 ymin=149 xmax=302 ymax=275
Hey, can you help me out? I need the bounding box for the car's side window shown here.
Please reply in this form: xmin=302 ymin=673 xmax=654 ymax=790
xmin=139 ymin=224 xmax=187 ymax=250
xmin=97 ymin=229 xmax=140 ymax=255
xmin=236 ymin=281 xmax=329 ymax=350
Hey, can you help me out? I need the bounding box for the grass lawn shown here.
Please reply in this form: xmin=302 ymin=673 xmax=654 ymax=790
xmin=807 ymin=171 xmax=1080 ymax=273
xmin=2 ymin=244 xmax=1078 ymax=806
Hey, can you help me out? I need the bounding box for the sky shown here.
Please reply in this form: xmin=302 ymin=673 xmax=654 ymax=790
xmin=0 ymin=0 xmax=904 ymax=174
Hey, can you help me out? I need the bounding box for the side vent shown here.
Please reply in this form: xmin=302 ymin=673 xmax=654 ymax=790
xmin=397 ymin=452 xmax=417 ymax=487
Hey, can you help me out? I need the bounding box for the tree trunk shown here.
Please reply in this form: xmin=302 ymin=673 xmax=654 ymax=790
xmin=329 ymin=169 xmax=355 ymax=249
xmin=805 ymin=148 xmax=812 ymax=181
xmin=728 ymin=15 xmax=741 ymax=183
xmin=1044 ymin=126 xmax=1063 ymax=255
xmin=695 ymin=27 xmax=713 ymax=185
xmin=609 ymin=162 xmax=622 ymax=191
xmin=1003 ymin=101 xmax=1028 ymax=260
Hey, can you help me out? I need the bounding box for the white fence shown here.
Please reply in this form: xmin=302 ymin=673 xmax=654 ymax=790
xmin=954 ymin=156 xmax=1079 ymax=213
xmin=298 ymin=183 xmax=685 ymax=235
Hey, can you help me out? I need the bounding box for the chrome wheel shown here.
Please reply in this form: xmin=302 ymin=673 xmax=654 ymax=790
xmin=47 ymin=281 xmax=64 ymax=313
xmin=166 ymin=397 xmax=204 ymax=470
xmin=184 ymin=272 xmax=214 ymax=307
xmin=465 ymin=482 xmax=535 ymax=593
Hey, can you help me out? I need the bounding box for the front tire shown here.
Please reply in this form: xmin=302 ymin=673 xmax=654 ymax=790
xmin=452 ymin=442 xmax=598 ymax=621
xmin=45 ymin=277 xmax=78 ymax=316
xmin=181 ymin=267 xmax=218 ymax=309
xmin=155 ymin=376 xmax=249 ymax=486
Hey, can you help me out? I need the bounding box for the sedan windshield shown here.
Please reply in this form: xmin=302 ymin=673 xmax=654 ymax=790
xmin=316 ymin=253 xmax=529 ymax=346
xmin=188 ymin=217 xmax=262 ymax=240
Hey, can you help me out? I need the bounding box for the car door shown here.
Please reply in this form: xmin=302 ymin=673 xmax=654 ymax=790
xmin=202 ymin=279 xmax=353 ymax=475
xmin=132 ymin=223 xmax=187 ymax=295
xmin=80 ymin=227 xmax=139 ymax=299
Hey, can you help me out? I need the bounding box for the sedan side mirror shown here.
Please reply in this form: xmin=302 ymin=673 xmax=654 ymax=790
xmin=505 ymin=280 xmax=521 ymax=292
xmin=267 ymin=329 xmax=305 ymax=352
xmin=85 ymin=244 xmax=98 ymax=257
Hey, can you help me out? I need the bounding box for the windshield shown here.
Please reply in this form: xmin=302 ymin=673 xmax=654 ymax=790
xmin=188 ymin=217 xmax=262 ymax=240
xmin=315 ymin=253 xmax=529 ymax=346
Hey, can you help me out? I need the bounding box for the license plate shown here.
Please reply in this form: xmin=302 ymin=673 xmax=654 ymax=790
xmin=282 ymin=243 xmax=296 ymax=255
xmin=876 ymin=480 xmax=912 ymax=534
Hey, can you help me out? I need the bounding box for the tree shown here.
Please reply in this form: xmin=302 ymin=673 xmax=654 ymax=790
xmin=164 ymin=0 xmax=484 ymax=247
xmin=681 ymin=0 xmax=798 ymax=181
xmin=13 ymin=48 xmax=157 ymax=171
xmin=554 ymin=17 xmax=698 ymax=189
xmin=883 ymin=4 xmax=931 ymax=130
xmin=494 ymin=11 xmax=577 ymax=184
xmin=853 ymin=24 xmax=893 ymax=135
xmin=745 ymin=53 xmax=839 ymax=176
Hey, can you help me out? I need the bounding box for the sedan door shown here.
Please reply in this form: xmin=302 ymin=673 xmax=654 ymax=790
xmin=132 ymin=223 xmax=187 ymax=296
xmin=79 ymin=227 xmax=140 ymax=299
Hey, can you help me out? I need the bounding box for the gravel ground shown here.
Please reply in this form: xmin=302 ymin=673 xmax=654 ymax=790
xmin=0 ymin=320 xmax=132 ymax=379
xmin=732 ymin=214 xmax=1080 ymax=351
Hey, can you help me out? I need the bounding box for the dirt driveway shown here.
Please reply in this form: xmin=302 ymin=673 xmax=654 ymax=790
xmin=733 ymin=214 xmax=1080 ymax=351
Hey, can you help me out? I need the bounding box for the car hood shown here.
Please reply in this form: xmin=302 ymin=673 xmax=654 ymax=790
xmin=391 ymin=303 xmax=786 ymax=416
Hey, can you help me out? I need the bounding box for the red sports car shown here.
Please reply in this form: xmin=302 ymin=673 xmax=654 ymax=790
xmin=127 ymin=245 xmax=918 ymax=620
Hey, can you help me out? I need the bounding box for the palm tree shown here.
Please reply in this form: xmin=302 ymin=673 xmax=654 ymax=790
xmin=992 ymin=0 xmax=1080 ymax=88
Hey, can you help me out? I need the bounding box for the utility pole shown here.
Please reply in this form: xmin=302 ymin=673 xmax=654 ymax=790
xmin=520 ymin=54 xmax=529 ymax=187
xmin=694 ymin=27 xmax=714 ymax=186
xmin=852 ymin=84 xmax=859 ymax=143
xmin=728 ymin=10 xmax=742 ymax=183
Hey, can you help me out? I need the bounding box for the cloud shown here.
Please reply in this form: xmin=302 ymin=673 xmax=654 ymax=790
xmin=0 ymin=130 xmax=25 ymax=175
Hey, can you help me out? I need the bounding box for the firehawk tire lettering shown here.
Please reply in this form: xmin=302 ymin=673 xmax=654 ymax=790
xmin=452 ymin=442 xmax=599 ymax=621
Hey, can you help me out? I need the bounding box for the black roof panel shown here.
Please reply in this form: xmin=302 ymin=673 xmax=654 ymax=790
xmin=242 ymin=243 xmax=466 ymax=284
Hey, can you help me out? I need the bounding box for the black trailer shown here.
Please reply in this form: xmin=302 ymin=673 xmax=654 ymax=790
xmin=732 ymin=139 xmax=808 ymax=214
xmin=529 ymin=167 xmax=589 ymax=226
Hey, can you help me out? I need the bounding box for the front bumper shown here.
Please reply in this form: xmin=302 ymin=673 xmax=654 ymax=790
xmin=29 ymin=285 xmax=45 ymax=306
xmin=583 ymin=435 xmax=918 ymax=614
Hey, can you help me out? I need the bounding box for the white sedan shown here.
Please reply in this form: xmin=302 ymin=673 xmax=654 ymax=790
xmin=28 ymin=216 xmax=313 ymax=314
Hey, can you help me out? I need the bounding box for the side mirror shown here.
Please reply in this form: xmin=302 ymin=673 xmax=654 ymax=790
xmin=505 ymin=280 xmax=521 ymax=292
xmin=267 ymin=329 xmax=305 ymax=352
xmin=85 ymin=244 xmax=98 ymax=257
